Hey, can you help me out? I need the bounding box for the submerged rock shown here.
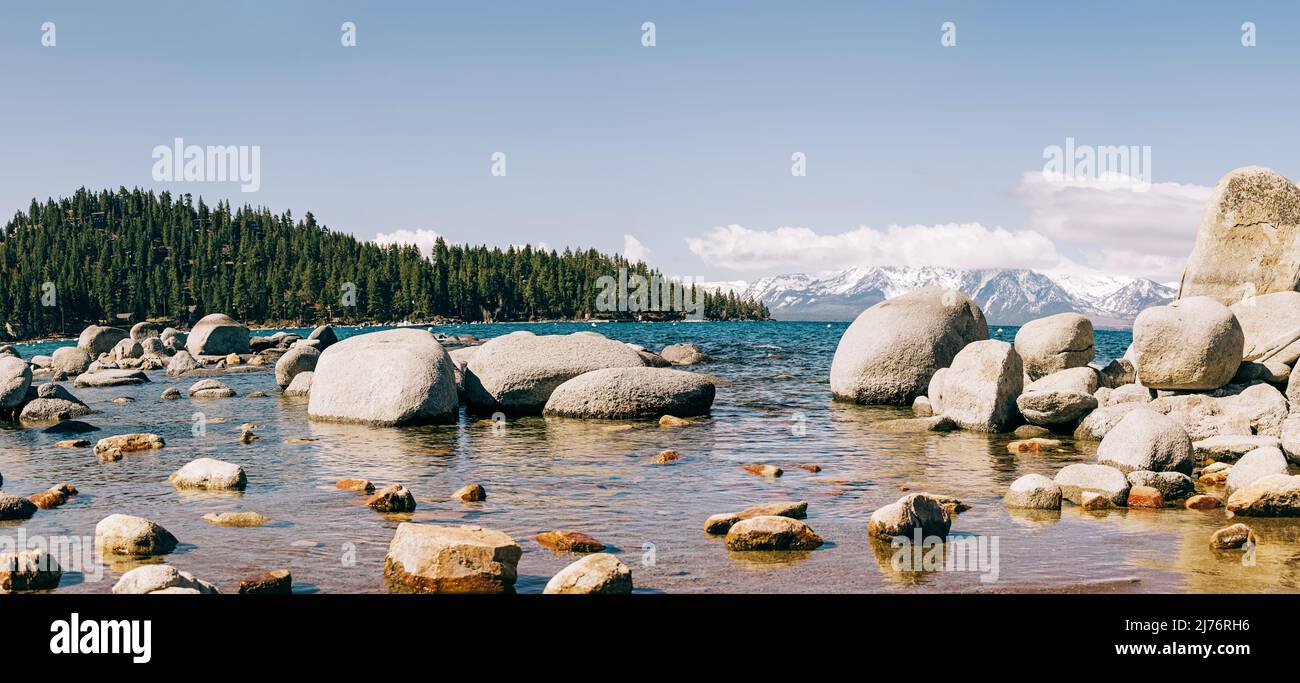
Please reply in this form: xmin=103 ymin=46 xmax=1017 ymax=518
xmin=830 ymin=287 xmax=988 ymax=406
xmin=94 ymin=433 xmax=164 ymax=456
xmin=309 ymin=329 xmax=457 ymax=426
xmin=867 ymin=493 xmax=952 ymax=539
xmin=704 ymin=501 xmax=808 ymax=534
xmin=453 ymin=483 xmax=486 ymax=502
xmin=0 ymin=549 xmax=61 ymax=593
xmin=543 ymin=367 xmax=715 ymax=419
xmin=874 ymin=416 xmax=956 ymax=433
xmin=95 ymin=514 xmax=178 ymax=556
xmin=0 ymin=494 xmax=37 ymax=521
xmin=367 ymin=484 xmax=417 ymax=512
xmin=1004 ymin=474 xmax=1062 ymax=510
xmin=535 ymin=530 xmax=606 ymax=553
xmin=170 ymin=458 xmax=247 ymax=490
xmin=383 ymin=523 xmax=522 ymax=593
xmin=202 ymin=511 xmax=268 ymax=527
xmin=1210 ymin=523 xmax=1255 ymax=550
xmin=238 ymin=569 xmax=293 ymax=594
xmin=111 ymin=565 xmax=218 ymax=594
xmin=188 ymin=378 xmax=236 ymax=398
xmin=335 ymin=478 xmax=375 ymax=493
xmin=1054 ymin=463 xmax=1130 ymax=506
xmin=660 ymin=343 xmax=710 ymax=366
xmin=74 ymin=369 xmax=149 ymax=388
xmin=725 ymin=515 xmax=823 ymax=551
xmin=544 ymin=553 xmax=633 ymax=594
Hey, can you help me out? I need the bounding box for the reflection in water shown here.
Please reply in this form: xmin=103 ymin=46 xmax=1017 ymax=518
xmin=1 ymin=321 xmax=1297 ymax=594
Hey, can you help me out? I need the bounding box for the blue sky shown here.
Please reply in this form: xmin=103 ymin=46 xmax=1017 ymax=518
xmin=2 ymin=1 xmax=1298 ymax=282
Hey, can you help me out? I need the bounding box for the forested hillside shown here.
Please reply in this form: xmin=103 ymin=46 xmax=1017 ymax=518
xmin=0 ymin=188 xmax=768 ymax=338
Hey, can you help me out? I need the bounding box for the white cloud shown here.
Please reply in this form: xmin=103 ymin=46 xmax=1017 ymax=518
xmin=374 ymin=228 xmax=443 ymax=258
xmin=623 ymin=234 xmax=651 ymax=264
xmin=686 ymin=222 xmax=1066 ymax=272
xmin=1013 ymin=172 xmax=1212 ymax=278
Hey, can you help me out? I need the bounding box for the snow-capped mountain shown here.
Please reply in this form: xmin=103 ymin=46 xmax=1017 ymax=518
xmin=726 ymin=266 xmax=1175 ymax=327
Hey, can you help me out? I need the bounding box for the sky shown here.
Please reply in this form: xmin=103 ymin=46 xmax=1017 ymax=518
xmin=2 ymin=1 xmax=1298 ymax=284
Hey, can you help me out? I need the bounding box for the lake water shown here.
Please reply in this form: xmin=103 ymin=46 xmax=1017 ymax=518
xmin=4 ymin=321 xmax=1297 ymax=594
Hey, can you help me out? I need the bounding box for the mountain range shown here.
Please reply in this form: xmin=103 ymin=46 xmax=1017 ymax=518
xmin=704 ymin=266 xmax=1176 ymax=327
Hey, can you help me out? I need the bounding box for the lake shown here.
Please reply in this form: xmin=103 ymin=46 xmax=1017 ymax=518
xmin=4 ymin=321 xmax=1296 ymax=593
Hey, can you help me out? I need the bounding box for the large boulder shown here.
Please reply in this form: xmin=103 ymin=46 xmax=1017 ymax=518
xmin=0 ymin=356 xmax=32 ymax=411
xmin=307 ymin=324 xmax=339 ymax=351
xmin=1193 ymin=434 xmax=1281 ymax=462
xmin=464 ymin=332 xmax=649 ymax=413
xmin=1054 ymin=463 xmax=1130 ymax=506
xmin=1217 ymin=382 xmax=1289 ymax=438
xmin=50 ymin=347 xmax=91 ymax=376
xmin=275 ymin=345 xmax=320 ymax=388
xmin=185 ymin=313 xmax=250 ymax=356
xmin=1016 ymin=366 xmax=1099 ymax=425
xmin=166 ymin=350 xmax=201 ymax=377
xmin=309 ymin=328 xmax=457 ymax=426
xmin=542 ymin=367 xmax=715 ymax=419
xmin=1014 ymin=313 xmax=1095 ymax=380
xmin=130 ymin=321 xmax=161 ymax=341
xmin=77 ymin=325 xmax=128 ymax=357
xmin=19 ymin=384 xmax=94 ymax=422
xmin=94 ymin=514 xmax=178 ymax=556
xmin=1096 ymin=410 xmax=1194 ymax=474
xmin=830 ymin=287 xmax=988 ymax=406
xmin=383 ymin=523 xmax=522 ymax=593
xmin=1179 ymin=166 xmax=1300 ymax=306
xmin=543 ymin=554 xmax=633 ymax=594
xmin=935 ymin=340 xmax=1022 ymax=432
xmin=1225 ymin=446 xmax=1290 ymax=497
xmin=110 ymin=337 xmax=143 ymax=361
xmin=1230 ymin=291 xmax=1300 ymax=364
xmin=1131 ymin=297 xmax=1244 ymax=390
xmin=1226 ymin=474 xmax=1300 ymax=516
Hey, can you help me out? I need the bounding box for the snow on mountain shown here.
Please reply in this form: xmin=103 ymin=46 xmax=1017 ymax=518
xmin=729 ymin=266 xmax=1175 ymax=327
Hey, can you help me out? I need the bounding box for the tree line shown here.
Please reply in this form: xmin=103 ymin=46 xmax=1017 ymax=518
xmin=0 ymin=187 xmax=769 ymax=338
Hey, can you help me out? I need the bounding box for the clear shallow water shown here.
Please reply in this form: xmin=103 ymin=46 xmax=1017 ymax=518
xmin=4 ymin=321 xmax=1298 ymax=594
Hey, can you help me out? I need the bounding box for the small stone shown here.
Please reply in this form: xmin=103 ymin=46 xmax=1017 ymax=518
xmin=248 ymin=391 xmax=268 ymax=398
xmin=1080 ymin=491 xmax=1111 ymax=510
xmin=536 ymin=530 xmax=606 ymax=553
xmin=1004 ymin=474 xmax=1062 ymax=509
xmin=161 ymin=387 xmax=181 ymax=400
xmin=742 ymin=464 xmax=782 ymax=478
xmin=454 ymin=483 xmax=486 ymax=502
xmin=383 ymin=523 xmax=521 ymax=593
xmin=54 ymin=439 xmax=89 ymax=448
xmin=97 ymin=447 xmax=123 ymax=463
xmin=868 ymin=493 xmax=951 ymax=538
xmin=725 ymin=515 xmax=823 ymax=551
xmin=1210 ymin=523 xmax=1255 ymax=550
xmin=237 ymin=430 xmax=257 ymax=444
xmin=0 ymin=549 xmax=62 ymax=593
xmin=202 ymin=512 xmax=269 ymax=527
xmin=94 ymin=433 xmax=164 ymax=456
xmin=659 ymin=415 xmax=691 ymax=427
xmin=1012 ymin=425 xmax=1054 ymax=438
xmin=1127 ymin=485 xmax=1164 ymax=508
xmin=95 ymin=514 xmax=178 ymax=556
xmin=1185 ymin=494 xmax=1223 ymax=510
xmin=225 ymin=353 xmax=241 ymax=365
xmin=794 ymin=464 xmax=821 ymax=472
xmin=653 ymin=449 xmax=680 ymax=463
xmin=336 ymin=478 xmax=375 ymax=493
xmin=110 ymin=396 xmax=134 ymax=404
xmin=111 ymin=565 xmax=217 ymax=594
xmin=1006 ymin=438 xmax=1062 ymax=453
xmin=238 ymin=569 xmax=292 ymax=594
xmin=367 ymin=484 xmax=417 ymax=512
xmin=188 ymin=378 xmax=236 ymax=398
